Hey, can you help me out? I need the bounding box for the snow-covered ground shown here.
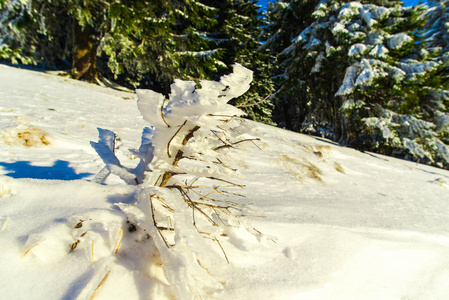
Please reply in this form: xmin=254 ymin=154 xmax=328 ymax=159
xmin=1 ymin=63 xmax=449 ymax=299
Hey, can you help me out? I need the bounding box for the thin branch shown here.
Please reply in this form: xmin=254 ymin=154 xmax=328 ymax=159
xmin=236 ymin=93 xmax=272 ymax=108
xmin=214 ymin=237 xmax=229 ymax=264
xmin=211 ymin=130 xmax=230 ymax=147
xmin=161 ymin=98 xmax=171 ymax=128
xmin=167 ymin=185 xmax=218 ymax=227
xmin=167 ymin=120 xmax=187 ymax=158
xmin=150 ymin=194 xmax=170 ymax=248
xmin=205 ymin=177 xmax=246 ymax=188
xmin=213 ymin=158 xmax=237 ymax=171
xmin=213 ymin=138 xmax=261 ymax=151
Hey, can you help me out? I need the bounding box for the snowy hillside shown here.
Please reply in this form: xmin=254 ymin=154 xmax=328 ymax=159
xmin=1 ymin=63 xmax=449 ymax=299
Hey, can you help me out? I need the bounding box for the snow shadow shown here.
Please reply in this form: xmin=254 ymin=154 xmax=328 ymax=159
xmin=0 ymin=160 xmax=93 ymax=180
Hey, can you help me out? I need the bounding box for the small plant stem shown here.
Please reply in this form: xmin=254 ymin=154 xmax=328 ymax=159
xmin=149 ymin=194 xmax=170 ymax=248
xmin=161 ymin=98 xmax=171 ymax=128
xmin=89 ymin=271 xmax=110 ymax=300
xmin=213 ymin=138 xmax=261 ymax=151
xmin=160 ymin=125 xmax=201 ymax=187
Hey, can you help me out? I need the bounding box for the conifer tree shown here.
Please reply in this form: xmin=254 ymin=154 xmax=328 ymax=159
xmin=201 ymin=0 xmax=275 ymax=124
xmin=426 ymin=0 xmax=449 ymax=52
xmin=270 ymin=0 xmax=449 ymax=168
xmin=0 ymin=1 xmax=225 ymax=91
xmin=260 ymin=0 xmax=321 ymax=127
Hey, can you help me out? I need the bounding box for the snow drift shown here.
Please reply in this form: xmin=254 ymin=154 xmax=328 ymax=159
xmin=1 ymin=64 xmax=449 ymax=299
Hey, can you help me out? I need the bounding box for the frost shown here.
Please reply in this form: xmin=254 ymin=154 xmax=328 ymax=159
xmin=348 ymin=43 xmax=367 ymax=57
xmin=311 ymin=52 xmax=325 ymax=73
xmin=336 ymin=65 xmax=359 ymax=96
xmin=90 ymin=64 xmax=263 ymax=298
xmin=313 ymin=3 xmax=328 ymax=18
xmin=363 ymin=117 xmax=396 ymax=139
xmin=338 ymin=2 xmax=362 ymax=21
xmin=387 ymin=33 xmax=413 ymax=49
xmin=341 ymin=99 xmax=365 ymax=110
xmin=366 ymin=33 xmax=384 ymax=45
xmin=369 ymin=5 xmax=390 ymax=20
xmin=332 ymin=22 xmax=349 ymax=36
xmin=336 ymin=59 xmax=388 ymax=95
xmin=369 ymin=44 xmax=389 ymax=58
xmin=388 ymin=66 xmax=406 ymax=82
xmin=435 ymin=111 xmax=449 ymax=133
xmin=360 ymin=7 xmax=377 ymax=28
xmin=398 ymin=60 xmax=439 ymax=77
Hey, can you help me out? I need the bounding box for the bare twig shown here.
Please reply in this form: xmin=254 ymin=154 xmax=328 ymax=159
xmin=205 ymin=177 xmax=245 ymax=188
xmin=236 ymin=93 xmax=272 ymax=108
xmin=167 ymin=120 xmax=187 ymax=158
xmin=213 ymin=158 xmax=237 ymax=171
xmin=213 ymin=138 xmax=261 ymax=151
xmin=161 ymin=98 xmax=171 ymax=128
xmin=150 ymin=194 xmax=170 ymax=248
xmin=167 ymin=185 xmax=218 ymax=227
xmin=211 ymin=130 xmax=229 ymax=147
xmin=214 ymin=237 xmax=229 ymax=264
xmin=160 ymin=124 xmax=201 ymax=187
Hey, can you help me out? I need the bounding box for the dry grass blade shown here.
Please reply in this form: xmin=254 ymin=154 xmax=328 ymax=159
xmin=89 ymin=271 xmax=110 ymax=300
xmin=92 ymin=241 xmax=95 ymax=263
xmin=23 ymin=239 xmax=45 ymax=257
xmin=206 ymin=177 xmax=245 ymax=188
xmin=214 ymin=237 xmax=229 ymax=264
xmin=2 ymin=217 xmax=11 ymax=231
xmin=115 ymin=226 xmax=123 ymax=254
xmin=152 ymin=195 xmax=175 ymax=213
xmin=213 ymin=138 xmax=261 ymax=151
xmin=161 ymin=98 xmax=171 ymax=128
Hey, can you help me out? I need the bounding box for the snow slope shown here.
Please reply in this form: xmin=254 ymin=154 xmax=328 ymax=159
xmin=1 ymin=63 xmax=449 ymax=299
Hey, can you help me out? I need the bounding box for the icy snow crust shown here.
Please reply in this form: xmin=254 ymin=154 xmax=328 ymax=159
xmin=1 ymin=64 xmax=449 ymax=299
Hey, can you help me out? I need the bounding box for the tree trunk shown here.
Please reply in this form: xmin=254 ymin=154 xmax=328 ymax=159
xmin=71 ymin=22 xmax=97 ymax=81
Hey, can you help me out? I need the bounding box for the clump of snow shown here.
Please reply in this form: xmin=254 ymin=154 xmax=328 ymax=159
xmin=348 ymin=43 xmax=368 ymax=57
xmin=387 ymin=33 xmax=413 ymax=49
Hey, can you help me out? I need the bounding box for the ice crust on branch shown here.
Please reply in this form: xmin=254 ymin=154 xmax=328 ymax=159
xmin=90 ymin=64 xmax=265 ymax=299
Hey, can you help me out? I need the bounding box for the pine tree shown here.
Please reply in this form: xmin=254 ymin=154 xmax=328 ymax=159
xmin=260 ymin=0 xmax=321 ymax=128
xmin=426 ymin=0 xmax=449 ymax=52
xmin=0 ymin=1 xmax=226 ymax=90
xmin=270 ymin=0 xmax=449 ymax=168
xmin=200 ymin=0 xmax=275 ymax=124
xmin=0 ymin=0 xmax=73 ymax=69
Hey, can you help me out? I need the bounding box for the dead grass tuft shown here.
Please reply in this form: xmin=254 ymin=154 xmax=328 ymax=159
xmin=2 ymin=126 xmax=51 ymax=147
xmin=279 ymin=155 xmax=323 ymax=182
xmin=303 ymin=145 xmax=332 ymax=157
xmin=334 ymin=162 xmax=345 ymax=173
xmin=301 ymin=159 xmax=323 ymax=181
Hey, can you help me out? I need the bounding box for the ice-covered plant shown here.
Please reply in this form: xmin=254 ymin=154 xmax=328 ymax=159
xmin=91 ymin=64 xmax=264 ymax=299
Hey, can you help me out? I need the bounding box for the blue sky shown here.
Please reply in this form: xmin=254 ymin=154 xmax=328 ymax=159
xmin=257 ymin=0 xmax=425 ymax=10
